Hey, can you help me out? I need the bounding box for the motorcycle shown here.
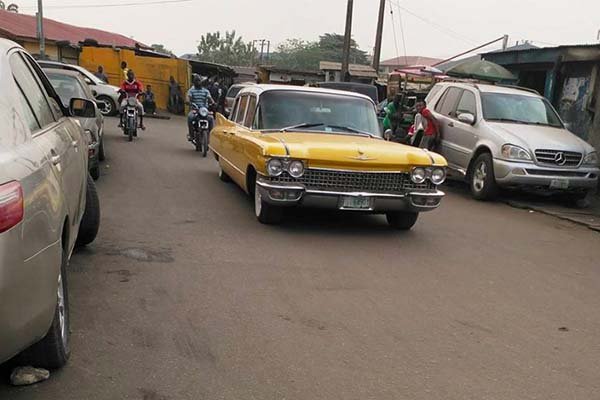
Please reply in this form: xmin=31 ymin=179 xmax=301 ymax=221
xmin=119 ymin=91 xmax=140 ymax=142
xmin=190 ymin=104 xmax=212 ymax=157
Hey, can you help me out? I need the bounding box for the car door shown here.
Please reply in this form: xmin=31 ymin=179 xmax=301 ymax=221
xmin=230 ymin=94 xmax=258 ymax=177
xmin=434 ymin=87 xmax=464 ymax=168
xmin=227 ymin=94 xmax=250 ymax=182
xmin=450 ymin=89 xmax=480 ymax=169
xmin=11 ymin=52 xmax=86 ymax=239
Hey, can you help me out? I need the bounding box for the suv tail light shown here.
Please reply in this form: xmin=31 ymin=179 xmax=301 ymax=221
xmin=0 ymin=181 xmax=24 ymax=233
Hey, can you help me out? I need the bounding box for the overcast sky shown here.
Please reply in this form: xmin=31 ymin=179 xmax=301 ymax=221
xmin=17 ymin=0 xmax=600 ymax=61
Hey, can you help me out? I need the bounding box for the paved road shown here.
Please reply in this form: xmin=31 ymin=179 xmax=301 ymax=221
xmin=2 ymin=117 xmax=600 ymax=399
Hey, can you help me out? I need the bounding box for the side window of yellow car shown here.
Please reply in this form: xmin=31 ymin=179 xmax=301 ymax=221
xmin=244 ymin=95 xmax=257 ymax=128
xmin=235 ymin=95 xmax=249 ymax=125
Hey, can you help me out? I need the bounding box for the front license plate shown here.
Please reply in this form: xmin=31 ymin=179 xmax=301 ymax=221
xmin=550 ymin=179 xmax=569 ymax=189
xmin=340 ymin=196 xmax=372 ymax=210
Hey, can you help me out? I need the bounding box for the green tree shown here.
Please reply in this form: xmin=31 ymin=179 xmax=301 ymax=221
xmin=270 ymin=33 xmax=369 ymax=71
xmin=197 ymin=31 xmax=255 ymax=66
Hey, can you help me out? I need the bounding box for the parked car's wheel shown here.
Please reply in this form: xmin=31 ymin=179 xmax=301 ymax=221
xmin=97 ymin=95 xmax=116 ymax=116
xmin=90 ymin=164 xmax=100 ymax=181
xmin=219 ymin=167 xmax=232 ymax=182
xmin=98 ymin=138 xmax=106 ymax=162
xmin=19 ymin=248 xmax=70 ymax=369
xmin=558 ymin=190 xmax=591 ymax=208
xmin=76 ymin=175 xmax=100 ymax=247
xmin=386 ymin=211 xmax=419 ymax=230
xmin=470 ymin=153 xmax=498 ymax=200
xmin=254 ymin=183 xmax=282 ymax=224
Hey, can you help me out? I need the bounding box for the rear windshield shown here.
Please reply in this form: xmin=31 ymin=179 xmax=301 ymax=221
xmin=227 ymin=86 xmax=244 ymax=98
xmin=47 ymin=73 xmax=88 ymax=107
xmin=257 ymin=90 xmax=380 ymax=136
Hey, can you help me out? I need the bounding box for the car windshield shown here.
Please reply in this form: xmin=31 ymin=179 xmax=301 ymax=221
xmin=258 ymin=90 xmax=381 ymax=137
xmin=481 ymin=92 xmax=563 ymax=128
xmin=47 ymin=73 xmax=88 ymax=107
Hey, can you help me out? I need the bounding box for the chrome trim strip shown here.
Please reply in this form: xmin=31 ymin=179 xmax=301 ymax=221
xmin=409 ymin=190 xmax=445 ymax=197
xmin=256 ymin=180 xmax=305 ymax=191
xmin=306 ymin=167 xmax=410 ymax=174
xmin=277 ymin=137 xmax=291 ymax=156
xmin=210 ymin=147 xmax=246 ymax=176
xmin=305 ymin=189 xmax=407 ymax=199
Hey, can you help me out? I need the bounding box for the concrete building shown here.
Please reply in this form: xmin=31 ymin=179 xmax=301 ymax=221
xmin=483 ymin=44 xmax=600 ymax=151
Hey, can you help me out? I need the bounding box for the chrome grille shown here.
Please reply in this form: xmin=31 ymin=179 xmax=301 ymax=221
xmin=268 ymin=169 xmax=436 ymax=193
xmin=535 ymin=149 xmax=582 ymax=167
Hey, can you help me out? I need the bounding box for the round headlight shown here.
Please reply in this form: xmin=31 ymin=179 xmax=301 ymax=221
xmin=199 ymin=107 xmax=209 ymax=117
xmin=267 ymin=159 xmax=284 ymax=177
xmin=411 ymin=167 xmax=427 ymax=184
xmin=430 ymin=168 xmax=446 ymax=185
xmin=288 ymin=161 xmax=305 ymax=178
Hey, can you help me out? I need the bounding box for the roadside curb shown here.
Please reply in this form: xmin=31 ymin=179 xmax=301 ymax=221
xmin=506 ymin=199 xmax=600 ymax=233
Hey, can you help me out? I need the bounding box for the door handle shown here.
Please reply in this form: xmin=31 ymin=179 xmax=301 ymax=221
xmin=51 ymin=155 xmax=61 ymax=165
xmin=71 ymin=140 xmax=79 ymax=148
xmin=448 ymin=122 xmax=455 ymax=127
xmin=224 ymin=130 xmax=236 ymax=135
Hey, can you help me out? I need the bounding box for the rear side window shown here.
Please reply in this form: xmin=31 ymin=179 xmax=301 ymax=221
xmin=235 ymin=95 xmax=249 ymax=124
xmin=244 ymin=96 xmax=257 ymax=128
xmin=426 ymin=85 xmax=443 ymax=104
xmin=15 ymin=86 xmax=40 ymax=132
xmin=10 ymin=53 xmax=56 ymax=129
xmin=436 ymin=87 xmax=463 ymax=117
xmin=227 ymin=86 xmax=243 ymax=98
xmin=456 ymin=90 xmax=477 ymax=117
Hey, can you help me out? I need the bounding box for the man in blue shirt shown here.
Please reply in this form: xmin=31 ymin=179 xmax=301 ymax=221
xmin=187 ymin=75 xmax=215 ymax=140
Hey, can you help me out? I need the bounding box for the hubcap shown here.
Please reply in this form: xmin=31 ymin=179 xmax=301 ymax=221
xmin=473 ymin=161 xmax=487 ymax=192
xmin=57 ymin=271 xmax=68 ymax=347
xmin=255 ymin=186 xmax=262 ymax=217
xmin=100 ymin=99 xmax=112 ymax=116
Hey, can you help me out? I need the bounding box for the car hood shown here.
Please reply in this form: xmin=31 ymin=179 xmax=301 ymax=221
xmin=264 ymin=131 xmax=446 ymax=171
xmin=489 ymin=122 xmax=594 ymax=153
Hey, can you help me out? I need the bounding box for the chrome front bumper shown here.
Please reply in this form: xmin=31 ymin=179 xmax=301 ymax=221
xmin=494 ymin=159 xmax=599 ymax=190
xmin=256 ymin=179 xmax=445 ymax=213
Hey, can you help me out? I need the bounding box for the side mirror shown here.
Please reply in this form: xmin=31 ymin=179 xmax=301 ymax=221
xmin=70 ymin=98 xmax=96 ymax=118
xmin=564 ymin=122 xmax=572 ymax=131
xmin=384 ymin=129 xmax=393 ymax=141
xmin=457 ymin=113 xmax=475 ymax=125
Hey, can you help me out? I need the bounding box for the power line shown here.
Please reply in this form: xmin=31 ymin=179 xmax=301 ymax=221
xmin=389 ymin=0 xmax=477 ymax=45
xmin=388 ymin=0 xmax=401 ymax=63
xmin=395 ymin=3 xmax=408 ymax=65
xmin=22 ymin=0 xmax=192 ymax=10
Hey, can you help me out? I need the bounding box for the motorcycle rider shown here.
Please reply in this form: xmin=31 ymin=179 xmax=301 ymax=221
xmin=187 ymin=75 xmax=215 ymax=141
xmin=118 ymin=69 xmax=146 ymax=130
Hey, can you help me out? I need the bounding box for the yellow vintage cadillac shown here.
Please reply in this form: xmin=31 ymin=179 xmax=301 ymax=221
xmin=209 ymin=85 xmax=447 ymax=229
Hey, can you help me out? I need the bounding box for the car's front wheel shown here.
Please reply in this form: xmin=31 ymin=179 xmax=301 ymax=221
xmin=97 ymin=95 xmax=116 ymax=117
xmin=470 ymin=153 xmax=498 ymax=200
xmin=19 ymin=248 xmax=70 ymax=369
xmin=386 ymin=211 xmax=419 ymax=230
xmin=254 ymin=183 xmax=282 ymax=225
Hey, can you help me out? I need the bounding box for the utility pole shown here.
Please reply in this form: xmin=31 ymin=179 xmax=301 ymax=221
xmin=341 ymin=0 xmax=354 ymax=82
xmin=372 ymin=0 xmax=386 ymax=72
xmin=37 ymin=0 xmax=45 ymax=59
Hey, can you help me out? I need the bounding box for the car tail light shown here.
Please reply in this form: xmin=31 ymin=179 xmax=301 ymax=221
xmin=0 ymin=181 xmax=24 ymax=233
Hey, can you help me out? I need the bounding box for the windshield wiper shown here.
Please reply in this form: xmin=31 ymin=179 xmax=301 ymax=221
xmin=326 ymin=125 xmax=377 ymax=138
xmin=487 ymin=118 xmax=528 ymax=124
xmin=278 ymin=123 xmax=325 ymax=132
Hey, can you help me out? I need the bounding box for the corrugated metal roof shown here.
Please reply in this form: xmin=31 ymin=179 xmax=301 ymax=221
xmin=0 ymin=9 xmax=146 ymax=49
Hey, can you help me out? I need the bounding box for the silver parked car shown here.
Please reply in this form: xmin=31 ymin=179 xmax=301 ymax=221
xmin=426 ymin=82 xmax=599 ymax=201
xmin=0 ymin=39 xmax=100 ymax=369
xmin=37 ymin=60 xmax=121 ymax=117
xmin=45 ymin=69 xmax=106 ymax=180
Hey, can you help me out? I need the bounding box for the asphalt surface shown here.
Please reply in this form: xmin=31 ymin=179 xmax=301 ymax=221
xmin=2 ymin=117 xmax=600 ymax=399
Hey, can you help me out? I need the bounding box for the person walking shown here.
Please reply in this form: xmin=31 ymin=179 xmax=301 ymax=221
xmin=415 ymin=100 xmax=440 ymax=150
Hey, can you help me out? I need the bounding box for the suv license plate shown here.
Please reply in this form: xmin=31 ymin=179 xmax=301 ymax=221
xmin=550 ymin=179 xmax=569 ymax=189
xmin=340 ymin=196 xmax=372 ymax=210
